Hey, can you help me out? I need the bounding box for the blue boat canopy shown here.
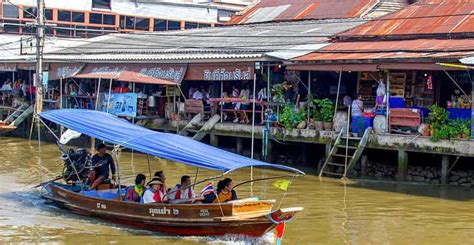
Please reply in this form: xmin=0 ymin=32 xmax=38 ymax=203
xmin=40 ymin=109 xmax=304 ymax=175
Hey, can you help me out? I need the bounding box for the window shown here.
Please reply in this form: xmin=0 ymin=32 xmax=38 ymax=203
xmin=103 ymin=14 xmax=115 ymax=25
xmin=23 ymin=7 xmax=37 ymax=19
xmin=168 ymin=20 xmax=180 ymax=30
xmin=125 ymin=16 xmax=134 ymax=29
xmin=198 ymin=23 xmax=211 ymax=28
xmin=71 ymin=12 xmax=84 ymax=23
xmin=90 ymin=13 xmax=115 ymax=25
xmin=58 ymin=11 xmax=84 ymax=23
xmin=154 ymin=19 xmax=167 ymax=32
xmin=3 ymin=20 xmax=20 ymax=33
xmin=3 ymin=4 xmax=19 ymax=18
xmin=135 ymin=17 xmax=149 ymax=31
xmin=185 ymin=22 xmax=198 ymax=30
xmin=45 ymin=9 xmax=53 ymax=20
xmin=92 ymin=0 xmax=111 ymax=9
xmin=58 ymin=10 xmax=71 ymax=21
xmin=90 ymin=13 xmax=102 ymax=24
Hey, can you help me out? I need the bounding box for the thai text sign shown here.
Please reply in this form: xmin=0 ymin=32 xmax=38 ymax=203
xmin=185 ymin=63 xmax=255 ymax=81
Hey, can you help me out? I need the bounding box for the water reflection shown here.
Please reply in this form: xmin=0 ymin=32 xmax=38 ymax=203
xmin=2 ymin=137 xmax=474 ymax=244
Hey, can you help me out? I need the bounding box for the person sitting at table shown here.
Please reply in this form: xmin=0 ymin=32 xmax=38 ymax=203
xmin=231 ymin=85 xmax=240 ymax=122
xmin=1 ymin=79 xmax=12 ymax=91
xmin=234 ymin=84 xmax=250 ymax=124
xmin=192 ymin=87 xmax=204 ymax=100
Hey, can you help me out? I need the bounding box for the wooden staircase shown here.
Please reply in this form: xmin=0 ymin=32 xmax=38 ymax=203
xmin=319 ymin=127 xmax=372 ymax=179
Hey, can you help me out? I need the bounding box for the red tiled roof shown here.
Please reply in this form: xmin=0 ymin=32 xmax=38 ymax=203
xmin=228 ymin=0 xmax=378 ymax=24
xmin=295 ymin=38 xmax=474 ymax=61
xmin=338 ymin=0 xmax=474 ymax=38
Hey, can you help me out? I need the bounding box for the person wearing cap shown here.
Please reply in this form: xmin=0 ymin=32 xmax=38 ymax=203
xmin=89 ymin=143 xmax=116 ymax=190
xmin=143 ymin=177 xmax=167 ymax=204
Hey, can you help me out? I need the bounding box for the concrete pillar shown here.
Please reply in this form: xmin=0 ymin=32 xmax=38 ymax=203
xmin=441 ymin=155 xmax=449 ymax=185
xmin=301 ymin=144 xmax=309 ymax=165
xmin=236 ymin=137 xmax=243 ymax=154
xmin=266 ymin=140 xmax=273 ymax=162
xmin=210 ymin=134 xmax=218 ymax=147
xmin=397 ymin=149 xmax=408 ymax=181
xmin=325 ymin=143 xmax=331 ymax=157
xmin=360 ymin=155 xmax=368 ymax=177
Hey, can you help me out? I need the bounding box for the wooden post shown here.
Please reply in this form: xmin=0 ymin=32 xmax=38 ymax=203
xmin=210 ymin=134 xmax=218 ymax=147
xmin=397 ymin=149 xmax=408 ymax=181
xmin=266 ymin=140 xmax=273 ymax=162
xmin=441 ymin=155 xmax=449 ymax=185
xmin=236 ymin=137 xmax=243 ymax=154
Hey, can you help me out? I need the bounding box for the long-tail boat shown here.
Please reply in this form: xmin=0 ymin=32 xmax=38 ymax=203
xmin=38 ymin=109 xmax=304 ymax=237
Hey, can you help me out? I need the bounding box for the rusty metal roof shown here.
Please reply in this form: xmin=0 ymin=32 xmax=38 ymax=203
xmin=338 ymin=0 xmax=474 ymax=39
xmin=294 ymin=38 xmax=474 ymax=62
xmin=228 ymin=0 xmax=378 ymax=24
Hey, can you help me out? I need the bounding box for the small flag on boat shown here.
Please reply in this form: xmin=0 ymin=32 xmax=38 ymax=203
xmin=200 ymin=182 xmax=214 ymax=197
xmin=272 ymin=180 xmax=291 ymax=191
xmin=275 ymin=223 xmax=286 ymax=245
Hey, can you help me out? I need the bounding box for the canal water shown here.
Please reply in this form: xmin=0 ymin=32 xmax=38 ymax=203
xmin=2 ymin=137 xmax=474 ymax=244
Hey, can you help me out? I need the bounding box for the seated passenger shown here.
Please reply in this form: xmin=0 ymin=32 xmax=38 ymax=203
xmin=142 ymin=178 xmax=167 ymax=204
xmin=154 ymin=170 xmax=168 ymax=194
xmin=89 ymin=143 xmax=116 ymax=190
xmin=124 ymin=174 xmax=146 ymax=202
xmin=203 ymin=178 xmax=237 ymax=203
xmin=169 ymin=175 xmax=204 ymax=204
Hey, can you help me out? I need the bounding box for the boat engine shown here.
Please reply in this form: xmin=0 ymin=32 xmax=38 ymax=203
xmin=61 ymin=148 xmax=92 ymax=182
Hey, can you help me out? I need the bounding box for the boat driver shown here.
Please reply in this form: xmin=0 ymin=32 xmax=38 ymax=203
xmin=89 ymin=143 xmax=116 ymax=190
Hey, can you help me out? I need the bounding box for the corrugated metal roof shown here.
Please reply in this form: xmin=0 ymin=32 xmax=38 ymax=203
xmin=229 ymin=0 xmax=378 ymax=24
xmin=295 ymin=38 xmax=474 ymax=62
xmin=338 ymin=0 xmax=474 ymax=39
xmin=43 ymin=19 xmax=365 ymax=62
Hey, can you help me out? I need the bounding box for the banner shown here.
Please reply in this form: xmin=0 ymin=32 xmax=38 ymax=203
xmin=101 ymin=93 xmax=138 ymax=117
xmin=185 ymin=63 xmax=254 ymax=81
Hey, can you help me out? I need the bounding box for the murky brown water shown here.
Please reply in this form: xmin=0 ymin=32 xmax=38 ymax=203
xmin=2 ymin=137 xmax=474 ymax=244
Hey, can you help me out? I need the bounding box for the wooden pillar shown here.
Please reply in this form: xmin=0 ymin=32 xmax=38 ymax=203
xmin=360 ymin=155 xmax=368 ymax=177
xmin=210 ymin=134 xmax=218 ymax=147
xmin=397 ymin=149 xmax=408 ymax=181
xmin=266 ymin=140 xmax=273 ymax=162
xmin=236 ymin=137 xmax=243 ymax=154
xmin=441 ymin=155 xmax=449 ymax=185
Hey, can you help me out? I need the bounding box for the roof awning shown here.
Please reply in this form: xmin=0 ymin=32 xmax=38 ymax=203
xmin=185 ymin=62 xmax=254 ymax=81
xmin=39 ymin=109 xmax=305 ymax=175
xmin=49 ymin=63 xmax=84 ymax=80
xmin=17 ymin=63 xmax=36 ymax=70
xmin=119 ymin=64 xmax=187 ymax=85
xmin=75 ymin=64 xmax=186 ymax=85
xmin=0 ymin=63 xmax=16 ymax=72
xmin=75 ymin=64 xmax=126 ymax=80
xmin=287 ymin=63 xmax=379 ymax=72
xmin=266 ymin=43 xmax=330 ymax=60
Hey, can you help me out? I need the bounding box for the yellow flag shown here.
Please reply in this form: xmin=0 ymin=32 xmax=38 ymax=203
xmin=273 ymin=179 xmax=291 ymax=191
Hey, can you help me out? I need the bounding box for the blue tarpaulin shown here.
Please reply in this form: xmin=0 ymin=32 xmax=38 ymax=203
xmin=40 ymin=109 xmax=304 ymax=175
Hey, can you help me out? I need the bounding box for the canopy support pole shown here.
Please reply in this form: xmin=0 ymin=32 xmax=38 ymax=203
xmin=307 ymin=71 xmax=311 ymax=124
xmin=36 ymin=115 xmax=44 ymax=184
xmin=106 ymin=78 xmax=113 ymax=113
xmin=146 ymin=155 xmax=152 ymax=180
xmin=220 ymin=81 xmax=223 ymax=123
xmin=59 ymin=77 xmax=64 ymax=135
xmin=112 ymin=145 xmax=122 ymax=198
xmin=267 ymin=63 xmax=271 ymax=103
xmin=194 ymin=167 xmax=200 ymax=185
xmin=130 ymin=82 xmax=136 ymax=176
xmin=386 ymin=71 xmax=391 ymax=133
xmin=333 ymin=69 xmax=342 ymax=127
xmin=250 ymin=72 xmax=257 ymax=197
xmin=443 ymin=70 xmax=469 ymax=97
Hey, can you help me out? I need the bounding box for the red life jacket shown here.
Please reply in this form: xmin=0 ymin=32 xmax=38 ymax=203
xmin=174 ymin=185 xmax=193 ymax=200
xmin=153 ymin=190 xmax=163 ymax=203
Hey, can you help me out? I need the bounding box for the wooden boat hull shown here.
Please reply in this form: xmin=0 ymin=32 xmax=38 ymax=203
xmin=45 ymin=183 xmax=301 ymax=237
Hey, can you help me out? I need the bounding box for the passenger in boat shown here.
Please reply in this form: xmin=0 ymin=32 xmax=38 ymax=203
xmin=168 ymin=175 xmax=204 ymax=204
xmin=154 ymin=171 xmax=168 ymax=193
xmin=204 ymin=178 xmax=237 ymax=203
xmin=124 ymin=173 xmax=146 ymax=202
xmin=89 ymin=143 xmax=116 ymax=190
xmin=143 ymin=178 xmax=167 ymax=204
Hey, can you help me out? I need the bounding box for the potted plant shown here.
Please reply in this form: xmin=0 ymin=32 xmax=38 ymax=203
xmin=313 ymin=107 xmax=324 ymax=130
xmin=429 ymin=105 xmax=449 ymax=141
xmin=318 ymin=99 xmax=335 ymax=131
xmin=280 ymin=103 xmax=306 ymax=132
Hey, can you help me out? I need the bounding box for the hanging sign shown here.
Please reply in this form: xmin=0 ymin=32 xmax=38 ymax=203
xmin=101 ymin=93 xmax=138 ymax=118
